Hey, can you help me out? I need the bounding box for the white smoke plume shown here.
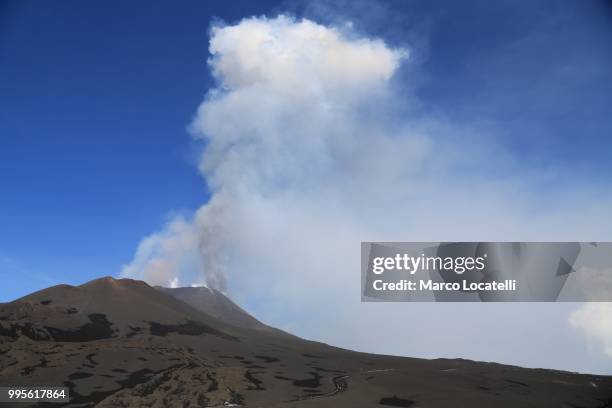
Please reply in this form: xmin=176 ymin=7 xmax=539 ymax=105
xmin=121 ymin=15 xmax=612 ymax=371
xmin=570 ymin=303 xmax=612 ymax=358
xmin=121 ymin=216 xmax=199 ymax=288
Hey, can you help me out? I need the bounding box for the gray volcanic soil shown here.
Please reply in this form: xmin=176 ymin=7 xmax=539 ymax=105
xmin=0 ymin=277 xmax=610 ymax=407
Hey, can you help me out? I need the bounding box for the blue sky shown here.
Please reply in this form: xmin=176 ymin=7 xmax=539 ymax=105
xmin=0 ymin=0 xmax=610 ymax=274
xmin=2 ymin=0 xmax=612 ymax=374
xmin=1 ymin=0 xmax=278 ymax=298
xmin=1 ymin=0 xmax=611 ymax=299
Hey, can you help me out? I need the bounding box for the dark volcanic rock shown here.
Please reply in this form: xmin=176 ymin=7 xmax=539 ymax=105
xmin=0 ymin=277 xmax=610 ymax=408
xmin=379 ymin=396 xmax=415 ymax=407
xmin=147 ymin=320 xmax=237 ymax=340
xmin=45 ymin=314 xmax=114 ymax=342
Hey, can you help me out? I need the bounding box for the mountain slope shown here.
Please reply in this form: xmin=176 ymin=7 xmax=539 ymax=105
xmin=2 ymin=277 xmax=240 ymax=342
xmin=155 ymin=286 xmax=273 ymax=332
xmin=1 ymin=277 xmax=611 ymax=408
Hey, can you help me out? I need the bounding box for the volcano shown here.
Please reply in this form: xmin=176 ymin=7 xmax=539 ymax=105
xmin=1 ymin=277 xmax=610 ymax=407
